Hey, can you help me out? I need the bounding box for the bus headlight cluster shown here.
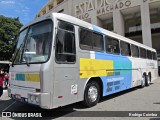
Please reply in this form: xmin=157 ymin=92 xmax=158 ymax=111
xmin=29 ymin=95 xmax=39 ymax=104
xmin=31 ymin=96 xmax=35 ymax=102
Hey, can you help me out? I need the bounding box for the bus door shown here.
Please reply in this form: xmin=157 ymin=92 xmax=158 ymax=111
xmin=53 ymin=21 xmax=78 ymax=106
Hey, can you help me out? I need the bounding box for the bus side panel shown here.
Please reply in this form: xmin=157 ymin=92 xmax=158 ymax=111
xmin=130 ymin=57 xmax=141 ymax=87
xmin=147 ymin=59 xmax=158 ymax=81
xmin=78 ymin=51 xmax=93 ymax=102
xmin=95 ymin=52 xmax=132 ymax=96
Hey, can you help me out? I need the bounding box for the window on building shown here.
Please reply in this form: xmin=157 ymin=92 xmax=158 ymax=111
xmin=140 ymin=48 xmax=146 ymax=59
xmin=105 ymin=36 xmax=120 ymax=54
xmin=152 ymin=52 xmax=157 ymax=60
xmin=147 ymin=50 xmax=152 ymax=59
xmin=55 ymin=21 xmax=76 ymax=63
xmin=79 ymin=28 xmax=104 ymax=52
xmin=131 ymin=44 xmax=139 ymax=58
xmin=120 ymin=41 xmax=131 ymax=56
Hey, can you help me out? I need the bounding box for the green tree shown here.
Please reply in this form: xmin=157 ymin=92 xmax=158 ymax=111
xmin=0 ymin=16 xmax=22 ymax=61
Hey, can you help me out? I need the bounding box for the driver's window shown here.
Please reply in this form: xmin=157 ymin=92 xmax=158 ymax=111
xmin=55 ymin=21 xmax=76 ymax=64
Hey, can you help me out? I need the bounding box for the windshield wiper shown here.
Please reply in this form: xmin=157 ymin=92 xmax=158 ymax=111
xmin=23 ymin=57 xmax=30 ymax=67
xmin=12 ymin=43 xmax=24 ymax=67
xmin=23 ymin=50 xmax=30 ymax=67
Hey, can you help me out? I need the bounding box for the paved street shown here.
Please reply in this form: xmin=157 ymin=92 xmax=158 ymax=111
xmin=0 ymin=78 xmax=160 ymax=120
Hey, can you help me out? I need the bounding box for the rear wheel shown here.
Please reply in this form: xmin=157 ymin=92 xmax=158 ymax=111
xmin=83 ymin=81 xmax=100 ymax=107
xmin=145 ymin=75 xmax=150 ymax=86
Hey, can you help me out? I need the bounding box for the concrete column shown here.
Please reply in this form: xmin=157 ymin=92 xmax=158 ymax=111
xmin=91 ymin=18 xmax=103 ymax=28
xmin=54 ymin=0 xmax=57 ymax=7
xmin=68 ymin=0 xmax=73 ymax=15
xmin=91 ymin=11 xmax=103 ymax=28
xmin=46 ymin=6 xmax=49 ymax=13
xmin=113 ymin=10 xmax=125 ymax=36
xmin=141 ymin=2 xmax=152 ymax=47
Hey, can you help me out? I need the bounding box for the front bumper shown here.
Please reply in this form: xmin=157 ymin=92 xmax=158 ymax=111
xmin=8 ymin=86 xmax=51 ymax=109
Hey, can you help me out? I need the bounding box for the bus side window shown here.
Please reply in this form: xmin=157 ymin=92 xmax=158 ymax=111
xmin=120 ymin=41 xmax=131 ymax=56
xmin=147 ymin=50 xmax=152 ymax=60
xmin=92 ymin=32 xmax=104 ymax=52
xmin=140 ymin=48 xmax=146 ymax=59
xmin=152 ymin=52 xmax=157 ymax=60
xmin=55 ymin=21 xmax=76 ymax=63
xmin=79 ymin=28 xmax=92 ymax=50
xmin=131 ymin=44 xmax=139 ymax=58
xmin=79 ymin=28 xmax=104 ymax=52
xmin=105 ymin=36 xmax=120 ymax=54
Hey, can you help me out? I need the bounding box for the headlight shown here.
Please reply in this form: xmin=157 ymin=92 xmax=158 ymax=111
xmin=35 ymin=96 xmax=39 ymax=103
xmin=30 ymin=95 xmax=35 ymax=102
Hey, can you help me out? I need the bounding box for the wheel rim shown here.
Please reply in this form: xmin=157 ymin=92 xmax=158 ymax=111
xmin=88 ymin=86 xmax=98 ymax=102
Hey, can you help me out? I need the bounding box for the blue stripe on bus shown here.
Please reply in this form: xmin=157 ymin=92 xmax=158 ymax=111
xmin=16 ymin=74 xmax=25 ymax=81
xmin=95 ymin=52 xmax=132 ymax=96
xmin=92 ymin=25 xmax=102 ymax=33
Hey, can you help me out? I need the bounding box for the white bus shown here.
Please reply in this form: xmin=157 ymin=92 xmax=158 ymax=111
xmin=8 ymin=13 xmax=158 ymax=109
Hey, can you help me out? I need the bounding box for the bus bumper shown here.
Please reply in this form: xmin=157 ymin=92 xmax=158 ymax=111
xmin=8 ymin=87 xmax=51 ymax=109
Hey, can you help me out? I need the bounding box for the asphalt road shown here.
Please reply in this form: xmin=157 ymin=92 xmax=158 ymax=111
xmin=0 ymin=78 xmax=160 ymax=120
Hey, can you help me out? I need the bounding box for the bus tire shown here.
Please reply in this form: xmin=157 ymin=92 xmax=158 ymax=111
xmin=83 ymin=81 xmax=100 ymax=107
xmin=140 ymin=75 xmax=145 ymax=88
xmin=145 ymin=75 xmax=150 ymax=86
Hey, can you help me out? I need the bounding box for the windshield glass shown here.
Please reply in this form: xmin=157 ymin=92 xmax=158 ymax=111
xmin=13 ymin=20 xmax=53 ymax=64
xmin=14 ymin=29 xmax=28 ymax=64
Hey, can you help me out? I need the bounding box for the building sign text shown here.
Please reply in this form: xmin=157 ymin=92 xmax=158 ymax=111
xmin=75 ymin=0 xmax=132 ymax=19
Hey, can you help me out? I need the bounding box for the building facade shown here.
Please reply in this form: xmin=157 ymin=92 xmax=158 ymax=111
xmin=36 ymin=0 xmax=160 ymax=65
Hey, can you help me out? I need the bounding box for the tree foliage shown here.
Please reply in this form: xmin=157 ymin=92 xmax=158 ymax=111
xmin=0 ymin=16 xmax=22 ymax=61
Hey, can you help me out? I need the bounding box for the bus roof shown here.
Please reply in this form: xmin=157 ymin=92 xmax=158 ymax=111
xmin=21 ymin=13 xmax=156 ymax=52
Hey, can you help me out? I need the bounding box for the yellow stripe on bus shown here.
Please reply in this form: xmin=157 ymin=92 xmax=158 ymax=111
xmin=25 ymin=74 xmax=40 ymax=82
xmin=80 ymin=58 xmax=114 ymax=78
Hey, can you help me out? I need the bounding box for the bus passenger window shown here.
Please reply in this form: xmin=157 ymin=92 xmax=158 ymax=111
xmin=152 ymin=52 xmax=157 ymax=60
xmin=120 ymin=41 xmax=131 ymax=56
xmin=79 ymin=28 xmax=92 ymax=50
xmin=105 ymin=36 xmax=120 ymax=54
xmin=92 ymin=32 xmax=104 ymax=52
xmin=147 ymin=50 xmax=152 ymax=59
xmin=140 ymin=48 xmax=146 ymax=59
xmin=79 ymin=28 xmax=104 ymax=52
xmin=131 ymin=45 xmax=139 ymax=58
xmin=55 ymin=21 xmax=76 ymax=63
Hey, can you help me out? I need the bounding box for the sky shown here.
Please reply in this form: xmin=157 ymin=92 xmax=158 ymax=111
xmin=0 ymin=0 xmax=48 ymax=25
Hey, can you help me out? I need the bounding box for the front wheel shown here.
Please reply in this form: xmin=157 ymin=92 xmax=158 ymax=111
xmin=140 ymin=75 xmax=145 ymax=88
xmin=83 ymin=81 xmax=100 ymax=107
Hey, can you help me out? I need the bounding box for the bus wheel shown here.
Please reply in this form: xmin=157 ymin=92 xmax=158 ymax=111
xmin=83 ymin=81 xmax=100 ymax=107
xmin=145 ymin=75 xmax=150 ymax=86
xmin=140 ymin=75 xmax=145 ymax=88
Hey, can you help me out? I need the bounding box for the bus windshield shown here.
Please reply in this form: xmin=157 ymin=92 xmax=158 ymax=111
xmin=13 ymin=20 xmax=53 ymax=64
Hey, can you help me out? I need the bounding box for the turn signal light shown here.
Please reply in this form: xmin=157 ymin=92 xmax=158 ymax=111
xmin=36 ymin=89 xmax=40 ymax=92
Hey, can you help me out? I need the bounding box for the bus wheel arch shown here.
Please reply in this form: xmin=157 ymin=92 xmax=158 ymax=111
xmin=83 ymin=77 xmax=103 ymax=107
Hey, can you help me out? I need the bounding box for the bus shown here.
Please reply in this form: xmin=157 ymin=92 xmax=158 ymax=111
xmin=8 ymin=13 xmax=158 ymax=109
